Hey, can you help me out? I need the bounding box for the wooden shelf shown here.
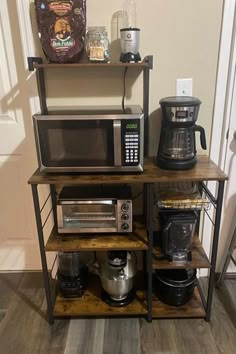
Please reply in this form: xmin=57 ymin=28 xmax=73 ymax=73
xmin=53 ymin=273 xmax=147 ymax=317
xmin=32 ymin=59 xmax=149 ymax=70
xmin=28 ymin=156 xmax=228 ymax=185
xmin=152 ymin=234 xmax=211 ymax=269
xmin=152 ymin=287 xmax=206 ymax=318
xmin=45 ymin=218 xmax=148 ymax=252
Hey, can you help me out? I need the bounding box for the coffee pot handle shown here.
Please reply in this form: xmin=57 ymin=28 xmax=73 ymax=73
xmin=193 ymin=125 xmax=207 ymax=150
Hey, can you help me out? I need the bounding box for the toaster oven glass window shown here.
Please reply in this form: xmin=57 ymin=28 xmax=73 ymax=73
xmin=62 ymin=204 xmax=117 ymax=230
xmin=37 ymin=120 xmax=114 ymax=167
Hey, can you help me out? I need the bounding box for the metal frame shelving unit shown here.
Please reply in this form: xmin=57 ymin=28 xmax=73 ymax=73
xmin=27 ymin=57 xmax=227 ymax=324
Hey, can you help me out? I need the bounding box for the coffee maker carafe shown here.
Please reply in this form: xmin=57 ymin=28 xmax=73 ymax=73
xmin=157 ymin=96 xmax=207 ymax=170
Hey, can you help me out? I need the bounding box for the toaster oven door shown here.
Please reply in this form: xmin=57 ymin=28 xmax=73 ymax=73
xmin=57 ymin=201 xmax=117 ymax=233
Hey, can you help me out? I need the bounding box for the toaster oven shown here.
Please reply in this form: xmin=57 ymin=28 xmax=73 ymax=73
xmin=57 ymin=185 xmax=132 ymax=233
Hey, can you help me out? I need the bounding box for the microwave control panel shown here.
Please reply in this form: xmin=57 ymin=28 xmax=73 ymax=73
xmin=122 ymin=120 xmax=140 ymax=165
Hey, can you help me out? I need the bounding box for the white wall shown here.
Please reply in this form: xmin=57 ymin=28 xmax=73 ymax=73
xmin=31 ymin=0 xmax=224 ymax=156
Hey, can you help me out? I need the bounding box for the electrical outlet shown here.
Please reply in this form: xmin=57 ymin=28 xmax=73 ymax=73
xmin=176 ymin=78 xmax=193 ymax=96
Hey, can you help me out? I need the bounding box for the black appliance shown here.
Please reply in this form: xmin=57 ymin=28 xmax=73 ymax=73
xmin=159 ymin=210 xmax=198 ymax=263
xmin=57 ymin=252 xmax=88 ymax=298
xmin=157 ymin=96 xmax=207 ymax=170
xmin=155 ymin=269 xmax=197 ymax=306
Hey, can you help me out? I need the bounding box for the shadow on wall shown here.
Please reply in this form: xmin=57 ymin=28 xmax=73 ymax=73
xmin=29 ymin=5 xmax=142 ymax=104
xmin=0 ymin=0 xmax=43 ymax=270
xmin=217 ymin=137 xmax=236 ymax=272
xmin=148 ymin=108 xmax=162 ymax=157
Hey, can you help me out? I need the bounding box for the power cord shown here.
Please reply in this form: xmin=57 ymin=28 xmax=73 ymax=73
xmin=122 ymin=67 xmax=128 ymax=111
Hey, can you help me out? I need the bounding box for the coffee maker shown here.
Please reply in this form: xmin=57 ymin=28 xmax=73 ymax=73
xmin=156 ymin=96 xmax=207 ymax=170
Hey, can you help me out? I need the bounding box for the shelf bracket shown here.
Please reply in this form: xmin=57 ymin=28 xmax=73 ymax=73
xmin=27 ymin=56 xmax=43 ymax=71
xmin=27 ymin=57 xmax=48 ymax=114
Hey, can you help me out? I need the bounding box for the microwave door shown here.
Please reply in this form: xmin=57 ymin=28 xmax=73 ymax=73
xmin=34 ymin=118 xmax=115 ymax=171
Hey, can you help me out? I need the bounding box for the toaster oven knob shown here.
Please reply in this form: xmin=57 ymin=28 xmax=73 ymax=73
xmin=121 ymin=203 xmax=129 ymax=212
xmin=121 ymin=214 xmax=129 ymax=221
xmin=121 ymin=223 xmax=129 ymax=231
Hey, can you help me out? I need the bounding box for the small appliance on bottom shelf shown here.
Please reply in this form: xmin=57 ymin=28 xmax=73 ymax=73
xmin=57 ymin=185 xmax=132 ymax=234
xmin=99 ymin=251 xmax=137 ymax=307
xmin=154 ymin=269 xmax=197 ymax=306
xmin=57 ymin=252 xmax=88 ymax=298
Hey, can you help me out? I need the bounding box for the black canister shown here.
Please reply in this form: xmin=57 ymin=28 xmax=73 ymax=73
xmin=155 ymin=268 xmax=196 ymax=306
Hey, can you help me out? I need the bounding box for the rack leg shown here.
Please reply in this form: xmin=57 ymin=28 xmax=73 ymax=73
xmin=31 ymin=184 xmax=54 ymax=324
xmin=217 ymin=224 xmax=236 ymax=287
xmin=146 ymin=183 xmax=154 ymax=322
xmin=50 ymin=184 xmax=57 ymax=228
xmin=206 ymin=181 xmax=225 ymax=321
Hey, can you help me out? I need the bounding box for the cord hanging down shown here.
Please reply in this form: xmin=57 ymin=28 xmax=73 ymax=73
xmin=122 ymin=67 xmax=128 ymax=111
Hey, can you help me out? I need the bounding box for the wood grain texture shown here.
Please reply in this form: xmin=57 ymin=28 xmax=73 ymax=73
xmin=103 ymin=318 xmax=142 ymax=354
xmin=32 ymin=60 xmax=148 ymax=69
xmin=152 ymin=234 xmax=211 ymax=269
xmin=0 ymin=273 xmax=235 ymax=354
xmin=53 ymin=274 xmax=147 ymax=317
xmin=28 ymin=156 xmax=228 ymax=185
xmin=0 ymin=272 xmax=69 ymax=354
xmin=45 ymin=218 xmax=148 ymax=252
xmin=152 ymin=287 xmax=206 ymax=318
xmin=64 ymin=319 xmax=104 ymax=354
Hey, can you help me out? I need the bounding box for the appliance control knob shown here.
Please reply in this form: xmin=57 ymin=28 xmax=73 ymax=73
xmin=121 ymin=223 xmax=129 ymax=230
xmin=121 ymin=203 xmax=129 ymax=212
xmin=121 ymin=214 xmax=129 ymax=221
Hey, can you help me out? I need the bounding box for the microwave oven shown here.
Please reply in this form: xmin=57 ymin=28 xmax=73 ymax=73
xmin=33 ymin=105 xmax=144 ymax=172
xmin=57 ymin=185 xmax=132 ymax=233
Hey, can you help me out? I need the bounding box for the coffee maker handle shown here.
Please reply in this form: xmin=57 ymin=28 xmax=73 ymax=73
xmin=193 ymin=125 xmax=207 ymax=150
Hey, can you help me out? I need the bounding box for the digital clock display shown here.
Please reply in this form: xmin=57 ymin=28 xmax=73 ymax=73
xmin=126 ymin=123 xmax=138 ymax=129
xmin=176 ymin=110 xmax=188 ymax=118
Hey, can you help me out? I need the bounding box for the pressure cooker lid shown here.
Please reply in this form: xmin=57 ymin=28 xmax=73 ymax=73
xmin=155 ymin=269 xmax=196 ymax=286
xmin=159 ymin=96 xmax=201 ymax=107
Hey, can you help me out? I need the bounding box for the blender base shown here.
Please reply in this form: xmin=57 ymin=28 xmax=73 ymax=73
xmin=120 ymin=52 xmax=141 ymax=63
xmin=101 ymin=288 xmax=136 ymax=307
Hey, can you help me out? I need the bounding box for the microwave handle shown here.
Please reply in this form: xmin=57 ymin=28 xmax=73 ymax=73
xmin=113 ymin=120 xmax=122 ymax=166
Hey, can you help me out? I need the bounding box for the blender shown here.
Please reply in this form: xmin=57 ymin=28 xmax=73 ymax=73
xmin=120 ymin=0 xmax=141 ymax=63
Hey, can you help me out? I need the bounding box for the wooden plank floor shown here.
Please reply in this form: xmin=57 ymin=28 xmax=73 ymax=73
xmin=0 ymin=272 xmax=235 ymax=354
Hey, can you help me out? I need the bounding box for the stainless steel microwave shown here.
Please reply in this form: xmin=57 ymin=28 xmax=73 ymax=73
xmin=33 ymin=105 xmax=144 ymax=172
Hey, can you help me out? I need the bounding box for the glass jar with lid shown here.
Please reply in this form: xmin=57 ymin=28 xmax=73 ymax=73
xmin=86 ymin=26 xmax=109 ymax=63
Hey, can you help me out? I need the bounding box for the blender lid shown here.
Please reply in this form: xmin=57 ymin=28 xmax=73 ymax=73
xmin=159 ymin=96 xmax=201 ymax=107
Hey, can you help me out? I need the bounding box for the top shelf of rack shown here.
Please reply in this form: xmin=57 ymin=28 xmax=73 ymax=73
xmin=28 ymin=56 xmax=153 ymax=71
xmin=28 ymin=156 xmax=228 ymax=185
